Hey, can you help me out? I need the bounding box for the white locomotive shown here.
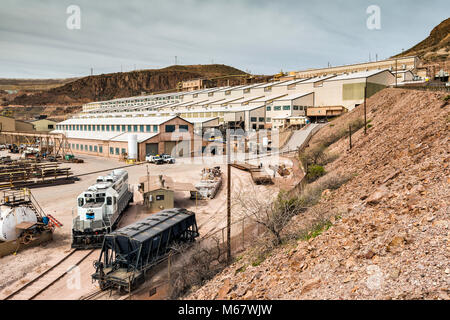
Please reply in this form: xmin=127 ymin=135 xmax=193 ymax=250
xmin=72 ymin=169 xmax=133 ymax=249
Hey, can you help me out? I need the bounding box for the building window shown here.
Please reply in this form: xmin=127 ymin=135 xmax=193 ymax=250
xmin=76 ymin=144 xmax=79 ymax=150
xmin=102 ymin=125 xmax=105 ymax=131
xmin=92 ymin=125 xmax=96 ymax=131
xmin=48 ymin=124 xmax=54 ymax=129
xmin=106 ymin=125 xmax=110 ymax=131
xmin=250 ymin=117 xmax=257 ymax=122
xmin=283 ymin=106 xmax=290 ymax=110
xmin=153 ymin=125 xmax=158 ymax=132
xmin=110 ymin=147 xmax=114 ymax=155
xmin=80 ymin=145 xmax=83 ymax=151
xmin=111 ymin=125 xmax=115 ymax=131
xmin=133 ymin=125 xmax=138 ymax=132
xmin=128 ymin=125 xmax=132 ymax=132
xmin=179 ymin=125 xmax=188 ymax=132
xmin=94 ymin=145 xmax=98 ymax=152
xmin=274 ymin=106 xmax=281 ymax=111
xmin=99 ymin=146 xmax=103 ymax=153
xmin=266 ymin=106 xmax=271 ymax=111
xmin=140 ymin=125 xmax=144 ymax=132
xmin=85 ymin=145 xmax=88 ymax=151
xmin=89 ymin=145 xmax=93 ymax=152
xmin=259 ymin=117 xmax=264 ymax=122
xmin=122 ymin=125 xmax=126 ymax=132
xmin=115 ymin=147 xmax=119 ymax=155
xmin=266 ymin=117 xmax=271 ymax=122
xmin=121 ymin=148 xmax=126 ymax=155
xmin=146 ymin=125 xmax=151 ymax=132
xmin=156 ymin=195 xmax=165 ymax=201
xmin=165 ymin=125 xmax=175 ymax=132
xmin=293 ymin=106 xmax=299 ymax=110
xmin=97 ymin=125 xmax=100 ymax=131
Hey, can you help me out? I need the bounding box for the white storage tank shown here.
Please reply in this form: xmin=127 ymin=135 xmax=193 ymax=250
xmin=0 ymin=206 xmax=37 ymax=241
xmin=128 ymin=134 xmax=138 ymax=160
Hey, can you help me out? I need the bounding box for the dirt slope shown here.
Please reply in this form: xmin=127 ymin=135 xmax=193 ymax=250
xmin=188 ymin=88 xmax=450 ymax=300
xmin=9 ymin=64 xmax=249 ymax=106
xmin=393 ymin=17 xmax=450 ymax=62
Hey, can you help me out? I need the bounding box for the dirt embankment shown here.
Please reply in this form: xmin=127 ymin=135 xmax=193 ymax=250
xmin=187 ymin=88 xmax=450 ymax=300
xmin=8 ymin=64 xmax=260 ymax=107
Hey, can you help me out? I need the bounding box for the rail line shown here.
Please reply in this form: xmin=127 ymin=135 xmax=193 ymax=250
xmin=3 ymin=248 xmax=96 ymax=300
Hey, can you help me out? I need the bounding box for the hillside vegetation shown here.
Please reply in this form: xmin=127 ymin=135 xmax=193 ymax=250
xmin=188 ymin=88 xmax=449 ymax=300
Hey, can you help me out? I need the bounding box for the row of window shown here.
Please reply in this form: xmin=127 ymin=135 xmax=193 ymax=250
xmin=57 ymin=124 xmax=190 ymax=133
xmin=57 ymin=124 xmax=159 ymax=133
xmin=266 ymin=105 xmax=307 ymax=111
xmin=250 ymin=117 xmax=266 ymax=123
xmin=71 ymin=143 xmax=126 ymax=155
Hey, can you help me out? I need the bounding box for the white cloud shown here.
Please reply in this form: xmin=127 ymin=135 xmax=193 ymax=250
xmin=0 ymin=0 xmax=448 ymax=78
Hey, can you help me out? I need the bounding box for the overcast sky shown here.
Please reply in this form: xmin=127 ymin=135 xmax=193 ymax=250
xmin=0 ymin=0 xmax=448 ymax=78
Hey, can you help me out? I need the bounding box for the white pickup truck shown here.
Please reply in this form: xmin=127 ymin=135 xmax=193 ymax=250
xmin=161 ymin=154 xmax=175 ymax=164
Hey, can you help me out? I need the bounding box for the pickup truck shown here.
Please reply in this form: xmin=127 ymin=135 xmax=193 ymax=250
xmin=161 ymin=154 xmax=175 ymax=164
xmin=145 ymin=154 xmax=164 ymax=164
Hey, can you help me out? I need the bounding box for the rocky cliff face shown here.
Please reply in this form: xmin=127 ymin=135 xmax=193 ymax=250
xmin=187 ymin=88 xmax=450 ymax=300
xmin=9 ymin=64 xmax=251 ymax=106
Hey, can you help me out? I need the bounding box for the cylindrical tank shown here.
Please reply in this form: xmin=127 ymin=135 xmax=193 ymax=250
xmin=128 ymin=134 xmax=138 ymax=160
xmin=0 ymin=206 xmax=37 ymax=241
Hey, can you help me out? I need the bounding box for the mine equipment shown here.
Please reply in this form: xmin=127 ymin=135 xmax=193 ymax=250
xmin=71 ymin=169 xmax=133 ymax=249
xmin=190 ymin=167 xmax=222 ymax=200
xmin=0 ymin=189 xmax=56 ymax=257
xmin=92 ymin=208 xmax=199 ymax=292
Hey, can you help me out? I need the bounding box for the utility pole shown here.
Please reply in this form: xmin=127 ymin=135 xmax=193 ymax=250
xmin=349 ymin=124 xmax=352 ymax=149
xmin=175 ymin=56 xmax=177 ymax=65
xmin=364 ymin=82 xmax=367 ymax=135
xmin=226 ymin=128 xmax=231 ymax=263
xmin=90 ymin=67 xmax=93 ymax=76
xmin=395 ymin=59 xmax=398 ymax=87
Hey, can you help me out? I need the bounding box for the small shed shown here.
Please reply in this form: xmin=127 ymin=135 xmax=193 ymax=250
xmin=138 ymin=175 xmax=194 ymax=212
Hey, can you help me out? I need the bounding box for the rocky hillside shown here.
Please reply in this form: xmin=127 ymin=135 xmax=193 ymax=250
xmin=9 ymin=64 xmax=251 ymax=106
xmin=393 ymin=17 xmax=450 ymax=62
xmin=188 ymin=88 xmax=449 ymax=300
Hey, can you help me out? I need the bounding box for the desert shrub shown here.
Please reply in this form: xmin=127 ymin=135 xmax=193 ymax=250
xmin=306 ymin=164 xmax=326 ymax=182
xmin=168 ymin=238 xmax=226 ymax=299
xmin=442 ymin=95 xmax=450 ymax=102
xmin=235 ymin=189 xmax=306 ymax=246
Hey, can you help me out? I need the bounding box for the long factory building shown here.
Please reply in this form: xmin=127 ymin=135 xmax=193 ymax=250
xmin=54 ymin=67 xmax=405 ymax=160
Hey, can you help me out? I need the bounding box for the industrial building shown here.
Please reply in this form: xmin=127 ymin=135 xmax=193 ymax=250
xmin=49 ymin=56 xmax=424 ymax=161
xmin=53 ymin=116 xmax=194 ymax=161
xmin=0 ymin=115 xmax=35 ymax=132
xmin=29 ymin=118 xmax=57 ymax=132
xmin=294 ymin=56 xmax=420 ymax=79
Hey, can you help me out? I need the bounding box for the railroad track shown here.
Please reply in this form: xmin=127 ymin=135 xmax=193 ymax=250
xmin=3 ymin=248 xmax=96 ymax=300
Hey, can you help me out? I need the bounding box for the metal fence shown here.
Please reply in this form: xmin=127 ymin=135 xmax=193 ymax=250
xmin=395 ymin=85 xmax=450 ymax=93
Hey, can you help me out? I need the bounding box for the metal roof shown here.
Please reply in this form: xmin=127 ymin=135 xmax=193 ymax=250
xmin=273 ymin=92 xmax=313 ymax=101
xmin=272 ymin=79 xmax=309 ymax=86
xmin=300 ymin=75 xmax=337 ymax=83
xmin=249 ymin=93 xmax=288 ymax=103
xmin=325 ymin=69 xmax=391 ymax=82
xmin=59 ymin=116 xmax=176 ymax=126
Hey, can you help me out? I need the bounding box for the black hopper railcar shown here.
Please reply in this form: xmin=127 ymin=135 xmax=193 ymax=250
xmin=91 ymin=208 xmax=199 ymax=292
